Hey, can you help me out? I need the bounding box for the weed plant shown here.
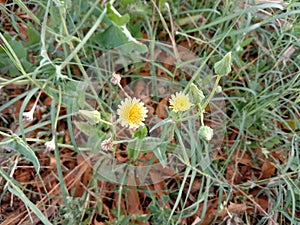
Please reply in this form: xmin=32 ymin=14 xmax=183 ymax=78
xmin=0 ymin=0 xmax=299 ymax=224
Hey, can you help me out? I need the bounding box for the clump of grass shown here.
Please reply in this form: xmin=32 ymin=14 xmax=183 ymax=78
xmin=0 ymin=0 xmax=299 ymax=225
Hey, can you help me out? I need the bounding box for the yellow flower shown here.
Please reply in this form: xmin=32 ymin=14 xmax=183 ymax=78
xmin=169 ymin=91 xmax=192 ymax=112
xmin=117 ymin=97 xmax=148 ymax=128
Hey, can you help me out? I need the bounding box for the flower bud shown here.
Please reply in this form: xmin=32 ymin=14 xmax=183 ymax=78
xmin=78 ymin=110 xmax=101 ymax=125
xmin=111 ymin=72 xmax=121 ymax=85
xmin=101 ymin=138 xmax=113 ymax=152
xmin=214 ymin=52 xmax=232 ymax=76
xmin=216 ymin=85 xmax=222 ymax=93
xmin=198 ymin=126 xmax=214 ymax=141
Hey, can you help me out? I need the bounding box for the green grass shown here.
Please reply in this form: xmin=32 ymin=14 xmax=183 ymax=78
xmin=0 ymin=0 xmax=300 ymax=224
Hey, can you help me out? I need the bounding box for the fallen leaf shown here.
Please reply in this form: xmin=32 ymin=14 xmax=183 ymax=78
xmin=261 ymin=161 xmax=276 ymax=179
xmin=198 ymin=198 xmax=219 ymax=225
xmin=219 ymin=202 xmax=247 ymax=218
xmin=155 ymin=98 xmax=168 ymax=119
xmin=127 ymin=187 xmax=142 ymax=214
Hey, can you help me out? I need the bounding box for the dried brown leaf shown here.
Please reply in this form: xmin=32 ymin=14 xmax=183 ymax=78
xmin=219 ymin=202 xmax=247 ymax=218
xmin=261 ymin=161 xmax=276 ymax=179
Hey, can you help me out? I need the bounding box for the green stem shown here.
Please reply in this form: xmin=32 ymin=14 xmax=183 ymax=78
xmin=202 ymin=75 xmax=222 ymax=110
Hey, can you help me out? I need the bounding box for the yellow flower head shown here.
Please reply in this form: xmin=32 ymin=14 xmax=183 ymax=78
xmin=117 ymin=97 xmax=148 ymax=128
xmin=169 ymin=91 xmax=192 ymax=112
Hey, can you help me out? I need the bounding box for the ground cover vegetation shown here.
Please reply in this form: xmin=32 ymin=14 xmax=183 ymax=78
xmin=0 ymin=0 xmax=300 ymax=224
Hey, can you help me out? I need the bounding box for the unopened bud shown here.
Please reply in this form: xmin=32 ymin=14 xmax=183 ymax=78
xmin=214 ymin=52 xmax=232 ymax=76
xmin=101 ymin=139 xmax=113 ymax=152
xmin=111 ymin=72 xmax=121 ymax=85
xmin=216 ymin=85 xmax=222 ymax=93
xmin=78 ymin=110 xmax=101 ymax=125
xmin=199 ymin=126 xmax=214 ymax=141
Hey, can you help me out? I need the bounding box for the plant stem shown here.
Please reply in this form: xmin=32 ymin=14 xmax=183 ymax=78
xmin=202 ymin=75 xmax=222 ymax=110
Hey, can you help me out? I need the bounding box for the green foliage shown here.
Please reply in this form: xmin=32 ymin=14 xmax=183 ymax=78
xmin=5 ymin=134 xmax=40 ymax=173
xmin=0 ymin=0 xmax=300 ymax=224
xmin=58 ymin=197 xmax=88 ymax=225
xmin=91 ymin=3 xmax=147 ymax=52
xmin=133 ymin=126 xmax=148 ymax=138
xmin=0 ymin=34 xmax=33 ymax=77
xmin=107 ymin=3 xmax=130 ymax=26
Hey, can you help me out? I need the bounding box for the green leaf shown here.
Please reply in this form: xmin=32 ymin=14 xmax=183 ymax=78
xmin=93 ymin=3 xmax=147 ymax=53
xmin=96 ymin=25 xmax=129 ymax=48
xmin=106 ymin=3 xmax=130 ymax=26
xmin=7 ymin=134 xmax=40 ymax=173
xmin=62 ymin=80 xmax=86 ymax=110
xmin=153 ymin=146 xmax=167 ymax=168
xmin=3 ymin=33 xmax=27 ymax=58
xmin=189 ymin=83 xmax=205 ymax=105
xmin=26 ymin=24 xmax=40 ymax=45
xmin=240 ymin=37 xmax=253 ymax=48
xmin=128 ymin=137 xmax=164 ymax=153
xmin=0 ymin=58 xmax=20 ymax=77
xmin=95 ymin=25 xmax=147 ymax=53
xmin=116 ymin=40 xmax=148 ymax=54
xmin=0 ymin=33 xmax=32 ymax=77
xmin=133 ymin=126 xmax=148 ymax=138
xmin=0 ymin=168 xmax=51 ymax=225
xmin=120 ymin=0 xmax=136 ymax=4
xmin=73 ymin=121 xmax=94 ymax=136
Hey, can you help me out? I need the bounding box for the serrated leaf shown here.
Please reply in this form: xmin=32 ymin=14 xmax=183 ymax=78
xmin=7 ymin=135 xmax=40 ymax=173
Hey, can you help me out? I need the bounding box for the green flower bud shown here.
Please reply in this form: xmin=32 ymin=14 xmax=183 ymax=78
xmin=78 ymin=110 xmax=101 ymax=125
xmin=216 ymin=85 xmax=222 ymax=93
xmin=214 ymin=52 xmax=232 ymax=76
xmin=199 ymin=125 xmax=214 ymax=141
xmin=189 ymin=83 xmax=205 ymax=105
